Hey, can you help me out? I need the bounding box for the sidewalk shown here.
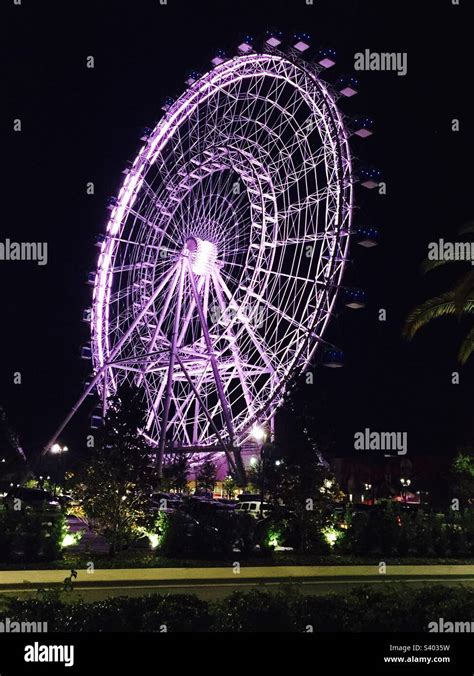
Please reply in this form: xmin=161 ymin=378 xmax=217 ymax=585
xmin=1 ymin=564 xmax=474 ymax=589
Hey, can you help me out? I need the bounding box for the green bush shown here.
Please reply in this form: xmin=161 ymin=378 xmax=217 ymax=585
xmin=158 ymin=510 xmax=236 ymax=559
xmin=0 ymin=511 xmax=66 ymax=563
xmin=211 ymin=590 xmax=297 ymax=632
xmin=340 ymin=505 xmax=474 ymax=558
xmin=141 ymin=595 xmax=211 ymax=632
xmin=5 ymin=585 xmax=474 ymax=633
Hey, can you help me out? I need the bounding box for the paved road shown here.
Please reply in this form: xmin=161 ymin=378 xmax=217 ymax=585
xmin=2 ymin=577 xmax=474 ymax=603
xmin=1 ymin=565 xmax=474 ymax=602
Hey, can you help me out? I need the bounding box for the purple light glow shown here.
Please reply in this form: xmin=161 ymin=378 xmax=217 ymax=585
xmin=91 ymin=50 xmax=354 ymax=453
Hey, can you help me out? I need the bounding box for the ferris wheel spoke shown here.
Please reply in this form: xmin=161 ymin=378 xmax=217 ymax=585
xmin=210 ymin=269 xmax=255 ymax=416
xmin=240 ymin=284 xmax=309 ymax=335
xmin=186 ymin=257 xmax=236 ymax=444
xmin=135 ymin=262 xmax=182 ymax=385
xmin=173 ymin=352 xmax=238 ymax=472
xmin=212 ymin=268 xmax=278 ymax=372
xmin=157 ymin=258 xmax=187 ymax=469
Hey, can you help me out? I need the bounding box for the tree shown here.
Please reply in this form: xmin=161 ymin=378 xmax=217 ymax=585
xmin=451 ymin=449 xmax=474 ymax=506
xmin=404 ymin=222 xmax=474 ymax=364
xmin=73 ymin=385 xmax=156 ymax=556
xmin=0 ymin=406 xmax=26 ymax=482
xmin=197 ymin=459 xmax=217 ymax=493
xmin=162 ymin=455 xmax=189 ymax=493
xmin=222 ymin=475 xmax=237 ymax=499
xmin=256 ymin=442 xmax=343 ymax=553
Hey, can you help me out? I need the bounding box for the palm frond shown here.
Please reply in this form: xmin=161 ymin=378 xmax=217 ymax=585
xmin=458 ymin=220 xmax=474 ymax=235
xmin=420 ymin=257 xmax=453 ymax=274
xmin=403 ymin=291 xmax=474 ymax=340
xmin=453 ymin=270 xmax=474 ymax=316
xmin=403 ymin=292 xmax=460 ymax=341
xmin=458 ymin=326 xmax=474 ymax=365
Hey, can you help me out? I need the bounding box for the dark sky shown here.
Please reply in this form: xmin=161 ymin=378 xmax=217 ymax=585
xmin=2 ymin=0 xmax=473 ymax=464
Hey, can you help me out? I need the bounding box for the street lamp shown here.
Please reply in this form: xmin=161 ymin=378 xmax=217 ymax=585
xmin=49 ymin=443 xmax=69 ymax=495
xmin=400 ymin=477 xmax=411 ymax=504
xmin=51 ymin=443 xmax=68 ymax=454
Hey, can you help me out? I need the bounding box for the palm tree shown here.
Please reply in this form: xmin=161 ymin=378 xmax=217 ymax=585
xmin=403 ymin=222 xmax=474 ymax=364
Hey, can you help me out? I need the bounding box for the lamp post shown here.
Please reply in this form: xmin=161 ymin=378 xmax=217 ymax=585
xmin=50 ymin=443 xmax=69 ymax=496
xmin=400 ymin=477 xmax=411 ymax=504
xmin=251 ymin=425 xmax=267 ymax=515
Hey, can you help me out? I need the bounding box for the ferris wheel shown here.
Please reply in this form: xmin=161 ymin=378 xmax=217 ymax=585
xmin=48 ymin=33 xmax=378 ymax=482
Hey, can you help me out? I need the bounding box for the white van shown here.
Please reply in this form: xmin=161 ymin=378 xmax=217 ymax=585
xmin=235 ymin=501 xmax=271 ymax=518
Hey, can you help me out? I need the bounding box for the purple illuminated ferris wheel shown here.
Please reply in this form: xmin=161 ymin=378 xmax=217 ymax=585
xmin=50 ymin=33 xmax=371 ymax=483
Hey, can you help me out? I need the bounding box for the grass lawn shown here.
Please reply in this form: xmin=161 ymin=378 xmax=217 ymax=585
xmin=1 ymin=550 xmax=474 ymax=570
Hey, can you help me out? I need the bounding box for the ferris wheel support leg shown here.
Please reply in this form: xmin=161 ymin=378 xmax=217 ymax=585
xmin=156 ymin=259 xmax=186 ymax=477
xmin=45 ymin=262 xmax=182 ymax=454
xmin=232 ymin=447 xmax=247 ymax=487
xmin=174 ymin=353 xmax=238 ymax=478
xmin=186 ymin=260 xmax=240 ymax=473
xmin=42 ymin=366 xmax=107 ymax=455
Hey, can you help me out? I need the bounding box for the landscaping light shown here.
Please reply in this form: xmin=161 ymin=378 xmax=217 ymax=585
xmin=61 ymin=533 xmax=77 ymax=548
xmin=60 ymin=529 xmax=83 ymax=548
xmin=147 ymin=533 xmax=160 ymax=549
xmin=322 ymin=526 xmax=342 ymax=548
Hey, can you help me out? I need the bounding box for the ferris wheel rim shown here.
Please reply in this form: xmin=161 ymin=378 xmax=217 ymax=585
xmin=91 ymin=48 xmax=354 ymax=449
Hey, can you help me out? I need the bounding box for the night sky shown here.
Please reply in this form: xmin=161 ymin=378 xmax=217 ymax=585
xmin=3 ymin=0 xmax=473 ymax=465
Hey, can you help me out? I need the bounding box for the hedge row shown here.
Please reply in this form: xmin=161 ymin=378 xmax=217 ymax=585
xmin=0 ymin=511 xmax=66 ymax=563
xmin=339 ymin=507 xmax=474 ymax=558
xmin=5 ymin=585 xmax=474 ymax=632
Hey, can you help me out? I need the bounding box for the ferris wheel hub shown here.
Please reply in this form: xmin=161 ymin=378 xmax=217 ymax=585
xmin=185 ymin=237 xmax=218 ymax=276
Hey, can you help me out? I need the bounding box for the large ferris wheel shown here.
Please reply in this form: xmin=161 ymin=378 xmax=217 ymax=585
xmin=49 ymin=33 xmax=377 ymax=483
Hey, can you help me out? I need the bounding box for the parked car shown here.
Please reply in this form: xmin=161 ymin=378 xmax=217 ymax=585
xmin=4 ymin=487 xmax=61 ymax=513
xmin=215 ymin=498 xmax=237 ymax=509
xmin=150 ymin=492 xmax=183 ymax=513
xmin=184 ymin=497 xmax=232 ymax=517
xmin=235 ymin=501 xmax=272 ymax=519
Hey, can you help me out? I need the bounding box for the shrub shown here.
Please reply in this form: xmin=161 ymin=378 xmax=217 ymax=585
xmin=4 ymin=586 xmax=474 ymax=633
xmin=158 ymin=510 xmax=236 ymax=559
xmin=141 ymin=595 xmax=211 ymax=632
xmin=0 ymin=511 xmax=66 ymax=563
xmin=211 ymin=590 xmax=296 ymax=632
